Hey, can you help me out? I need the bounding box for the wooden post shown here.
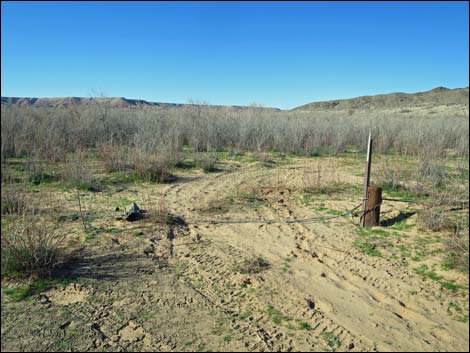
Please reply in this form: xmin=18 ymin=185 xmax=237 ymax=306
xmin=361 ymin=132 xmax=373 ymax=227
xmin=364 ymin=186 xmax=382 ymax=226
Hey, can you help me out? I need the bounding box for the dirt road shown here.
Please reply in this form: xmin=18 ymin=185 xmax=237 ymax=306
xmin=1 ymin=158 xmax=468 ymax=351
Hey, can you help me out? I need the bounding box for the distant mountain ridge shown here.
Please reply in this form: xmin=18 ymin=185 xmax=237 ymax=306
xmin=2 ymin=87 xmax=468 ymax=112
xmin=0 ymin=96 xmax=280 ymax=111
xmin=293 ymin=87 xmax=469 ymax=111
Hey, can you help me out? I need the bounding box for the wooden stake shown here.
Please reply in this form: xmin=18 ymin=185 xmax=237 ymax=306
xmin=361 ymin=132 xmax=373 ymax=227
xmin=364 ymin=187 xmax=382 ymax=226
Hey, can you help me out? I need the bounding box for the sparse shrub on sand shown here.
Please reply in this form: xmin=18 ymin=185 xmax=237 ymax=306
xmin=237 ymin=256 xmax=270 ymax=274
xmin=1 ymin=217 xmax=67 ymax=278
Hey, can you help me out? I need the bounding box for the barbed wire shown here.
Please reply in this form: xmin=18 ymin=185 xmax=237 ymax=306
xmin=177 ymin=203 xmax=363 ymax=225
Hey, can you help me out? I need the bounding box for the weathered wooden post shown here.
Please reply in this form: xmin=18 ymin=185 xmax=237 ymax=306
xmin=361 ymin=132 xmax=373 ymax=227
xmin=364 ymin=186 xmax=382 ymax=226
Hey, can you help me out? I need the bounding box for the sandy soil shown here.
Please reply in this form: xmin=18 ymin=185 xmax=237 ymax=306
xmin=1 ymin=157 xmax=469 ymax=352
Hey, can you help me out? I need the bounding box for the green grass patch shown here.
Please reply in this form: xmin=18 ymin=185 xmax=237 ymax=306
xmin=322 ymin=331 xmax=341 ymax=348
xmin=297 ymin=321 xmax=312 ymax=330
xmin=447 ymin=302 xmax=470 ymax=322
xmin=390 ymin=219 xmax=413 ymax=231
xmin=413 ymin=264 xmax=465 ymax=292
xmin=265 ymin=305 xmax=290 ymax=325
xmin=353 ymin=240 xmax=382 ymax=257
xmin=356 ymin=227 xmax=389 ymax=237
xmin=2 ymin=278 xmax=73 ymax=302
xmin=237 ymin=257 xmax=270 ymax=274
xmin=239 ymin=310 xmax=252 ymax=320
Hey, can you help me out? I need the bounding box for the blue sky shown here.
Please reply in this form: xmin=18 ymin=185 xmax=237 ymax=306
xmin=1 ymin=1 xmax=468 ymax=109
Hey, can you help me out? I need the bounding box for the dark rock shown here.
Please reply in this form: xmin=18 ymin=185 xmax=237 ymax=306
xmin=124 ymin=202 xmax=148 ymax=222
xmin=125 ymin=211 xmax=143 ymax=222
xmin=306 ymin=298 xmax=316 ymax=310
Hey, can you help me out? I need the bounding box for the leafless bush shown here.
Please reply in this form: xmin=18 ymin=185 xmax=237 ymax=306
xmin=443 ymin=221 xmax=469 ymax=272
xmin=1 ymin=182 xmax=31 ymax=215
xmin=26 ymin=159 xmax=55 ymax=185
xmin=194 ymin=152 xmax=218 ymax=172
xmin=2 ymin=105 xmax=468 ymax=160
xmin=419 ymin=206 xmax=448 ymax=232
xmin=61 ymin=149 xmax=99 ymax=190
xmin=1 ymin=217 xmax=66 ymax=277
xmin=144 ymin=192 xmax=170 ymax=224
xmin=97 ymin=143 xmax=135 ymax=172
xmin=302 ymin=161 xmax=340 ymax=194
xmin=236 ymin=256 xmax=270 ymax=274
xmin=133 ymin=151 xmax=175 ymax=183
xmin=418 ymin=157 xmax=448 ymax=187
xmin=376 ymin=159 xmax=405 ymax=191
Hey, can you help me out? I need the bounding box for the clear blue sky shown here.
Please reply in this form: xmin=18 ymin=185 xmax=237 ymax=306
xmin=1 ymin=1 xmax=468 ymax=109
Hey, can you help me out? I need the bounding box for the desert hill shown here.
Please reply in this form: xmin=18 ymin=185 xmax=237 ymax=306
xmin=0 ymin=96 xmax=280 ymax=111
xmin=293 ymin=87 xmax=469 ymax=111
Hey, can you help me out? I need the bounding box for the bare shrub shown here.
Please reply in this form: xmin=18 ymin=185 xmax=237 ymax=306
xmin=2 ymin=105 xmax=468 ymax=160
xmin=376 ymin=159 xmax=405 ymax=191
xmin=302 ymin=161 xmax=340 ymax=194
xmin=1 ymin=217 xmax=66 ymax=278
xmin=443 ymin=221 xmax=469 ymax=272
xmin=61 ymin=150 xmax=99 ymax=190
xmin=194 ymin=152 xmax=218 ymax=172
xmin=419 ymin=206 xmax=448 ymax=232
xmin=26 ymin=159 xmax=55 ymax=185
xmin=133 ymin=151 xmax=175 ymax=183
xmin=253 ymin=152 xmax=276 ymax=167
xmin=144 ymin=192 xmax=172 ymax=224
xmin=97 ymin=142 xmax=135 ymax=172
xmin=418 ymin=157 xmax=448 ymax=187
xmin=237 ymin=256 xmax=270 ymax=274
xmin=1 ymin=182 xmax=31 ymax=215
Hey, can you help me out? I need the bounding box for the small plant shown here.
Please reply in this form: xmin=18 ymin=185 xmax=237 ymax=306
xmin=239 ymin=310 xmax=252 ymax=320
xmin=97 ymin=143 xmax=135 ymax=172
xmin=3 ymin=278 xmax=72 ymax=302
xmin=254 ymin=152 xmax=276 ymax=167
xmin=419 ymin=207 xmax=447 ymax=232
xmin=1 ymin=182 xmax=30 ymax=215
xmin=376 ymin=159 xmax=404 ymax=191
xmin=413 ymin=264 xmax=464 ymax=292
xmin=1 ymin=217 xmax=66 ymax=278
xmin=297 ymin=321 xmax=312 ymax=330
xmin=194 ymin=152 xmax=218 ymax=172
xmin=61 ymin=150 xmax=100 ymax=191
xmin=237 ymin=256 xmax=270 ymax=274
xmin=353 ymin=240 xmax=382 ymax=257
xmin=26 ymin=160 xmax=55 ymax=185
xmin=265 ymin=305 xmax=288 ymax=325
xmin=133 ymin=152 xmax=175 ymax=183
xmin=443 ymin=223 xmax=469 ymax=272
xmin=302 ymin=161 xmax=340 ymax=195
xmin=418 ymin=157 xmax=448 ymax=187
xmin=322 ymin=331 xmax=341 ymax=348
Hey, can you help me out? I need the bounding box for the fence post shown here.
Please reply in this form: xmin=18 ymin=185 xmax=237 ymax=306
xmin=364 ymin=186 xmax=382 ymax=226
xmin=361 ymin=132 xmax=373 ymax=227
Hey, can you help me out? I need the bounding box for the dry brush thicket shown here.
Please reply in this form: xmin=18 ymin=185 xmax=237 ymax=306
xmin=1 ymin=104 xmax=468 ymax=163
xmin=1 ymin=104 xmax=469 ymax=275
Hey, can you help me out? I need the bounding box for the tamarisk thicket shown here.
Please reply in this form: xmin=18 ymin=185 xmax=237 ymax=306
xmin=1 ymin=104 xmax=468 ymax=164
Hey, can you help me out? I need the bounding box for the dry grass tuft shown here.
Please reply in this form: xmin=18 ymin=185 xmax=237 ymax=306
xmin=1 ymin=182 xmax=31 ymax=215
xmin=302 ymin=161 xmax=341 ymax=195
xmin=1 ymin=217 xmax=67 ymax=278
